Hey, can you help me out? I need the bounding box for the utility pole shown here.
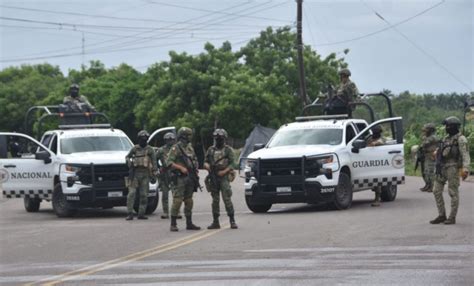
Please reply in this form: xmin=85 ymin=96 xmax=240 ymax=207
xmin=296 ymin=0 xmax=309 ymax=106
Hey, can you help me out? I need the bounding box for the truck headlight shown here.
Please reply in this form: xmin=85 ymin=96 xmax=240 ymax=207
xmin=306 ymin=154 xmax=339 ymax=178
xmin=244 ymin=159 xmax=258 ymax=182
xmin=65 ymin=164 xmax=81 ymax=173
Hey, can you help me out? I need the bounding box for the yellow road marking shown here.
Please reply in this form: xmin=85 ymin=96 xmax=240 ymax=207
xmin=24 ymin=225 xmax=228 ymax=286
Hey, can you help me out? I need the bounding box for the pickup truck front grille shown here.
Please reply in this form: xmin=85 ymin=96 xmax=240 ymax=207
xmin=77 ymin=164 xmax=129 ymax=188
xmin=258 ymin=157 xmax=321 ymax=185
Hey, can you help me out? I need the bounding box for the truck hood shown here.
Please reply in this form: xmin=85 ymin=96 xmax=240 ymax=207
xmin=59 ymin=151 xmax=129 ymax=165
xmin=248 ymin=145 xmax=341 ymax=159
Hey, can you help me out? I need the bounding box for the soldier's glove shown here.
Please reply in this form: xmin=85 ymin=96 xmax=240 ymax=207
xmin=217 ymin=169 xmax=228 ymax=177
xmin=461 ymin=169 xmax=469 ymax=181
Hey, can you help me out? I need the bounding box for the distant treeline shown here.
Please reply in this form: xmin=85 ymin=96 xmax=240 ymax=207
xmin=0 ymin=27 xmax=472 ymax=159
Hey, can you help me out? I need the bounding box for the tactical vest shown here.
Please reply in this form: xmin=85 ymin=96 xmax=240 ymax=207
xmin=133 ymin=147 xmax=151 ymax=168
xmin=209 ymin=146 xmax=231 ymax=170
xmin=441 ymin=134 xmax=461 ymax=164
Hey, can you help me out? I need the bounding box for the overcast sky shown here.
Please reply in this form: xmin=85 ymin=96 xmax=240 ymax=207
xmin=0 ymin=0 xmax=472 ymax=94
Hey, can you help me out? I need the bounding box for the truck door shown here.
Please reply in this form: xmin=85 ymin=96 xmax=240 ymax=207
xmin=348 ymin=117 xmax=405 ymax=191
xmin=0 ymin=133 xmax=56 ymax=199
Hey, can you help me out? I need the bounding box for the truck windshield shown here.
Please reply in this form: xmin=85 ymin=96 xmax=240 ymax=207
xmin=267 ymin=129 xmax=342 ymax=147
xmin=61 ymin=136 xmax=132 ymax=154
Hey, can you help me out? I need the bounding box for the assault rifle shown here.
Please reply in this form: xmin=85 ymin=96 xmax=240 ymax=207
xmin=414 ymin=147 xmax=425 ymax=175
xmin=177 ymin=144 xmax=203 ymax=192
xmin=435 ymin=142 xmax=444 ymax=176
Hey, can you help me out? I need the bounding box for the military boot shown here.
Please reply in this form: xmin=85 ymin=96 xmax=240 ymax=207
xmin=429 ymin=215 xmax=447 ymax=224
xmin=444 ymin=217 xmax=456 ymax=225
xmin=207 ymin=215 xmax=220 ymax=229
xmin=425 ymin=183 xmax=433 ymax=193
xmin=125 ymin=213 xmax=134 ymax=221
xmin=229 ymin=214 xmax=238 ymax=229
xmin=161 ymin=213 xmax=170 ymax=219
xmin=371 ymin=193 xmax=381 ymax=207
xmin=186 ymin=216 xmax=201 ymax=230
xmin=419 ymin=183 xmax=429 ymax=192
xmin=137 ymin=215 xmax=148 ymax=220
xmin=170 ymin=216 xmax=179 ymax=232
xmin=177 ymin=214 xmax=183 ymax=219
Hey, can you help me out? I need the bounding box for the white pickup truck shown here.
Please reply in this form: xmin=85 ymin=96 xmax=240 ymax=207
xmin=243 ymin=115 xmax=405 ymax=212
xmin=0 ymin=125 xmax=174 ymax=217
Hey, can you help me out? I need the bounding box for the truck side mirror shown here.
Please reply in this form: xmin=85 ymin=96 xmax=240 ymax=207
xmin=351 ymin=139 xmax=367 ymax=153
xmin=35 ymin=150 xmax=52 ymax=164
xmin=253 ymin=143 xmax=265 ymax=151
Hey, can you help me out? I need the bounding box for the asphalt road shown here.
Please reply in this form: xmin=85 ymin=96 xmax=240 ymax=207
xmin=1 ymin=176 xmax=473 ymax=285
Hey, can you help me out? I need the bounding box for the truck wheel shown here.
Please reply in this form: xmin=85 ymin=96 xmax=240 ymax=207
xmin=52 ymin=184 xmax=77 ymax=217
xmin=381 ymin=185 xmax=397 ymax=202
xmin=245 ymin=196 xmax=272 ymax=213
xmin=24 ymin=197 xmax=41 ymax=212
xmin=331 ymin=172 xmax=353 ymax=210
xmin=134 ymin=191 xmax=160 ymax=215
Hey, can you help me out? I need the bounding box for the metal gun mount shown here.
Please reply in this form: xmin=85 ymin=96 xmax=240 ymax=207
xmin=24 ymin=105 xmax=111 ymax=138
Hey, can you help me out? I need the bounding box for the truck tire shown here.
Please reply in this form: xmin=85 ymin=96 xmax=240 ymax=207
xmin=331 ymin=172 xmax=353 ymax=210
xmin=381 ymin=185 xmax=397 ymax=202
xmin=24 ymin=197 xmax=41 ymax=212
xmin=245 ymin=196 xmax=272 ymax=213
xmin=134 ymin=192 xmax=160 ymax=215
xmin=52 ymin=184 xmax=77 ymax=217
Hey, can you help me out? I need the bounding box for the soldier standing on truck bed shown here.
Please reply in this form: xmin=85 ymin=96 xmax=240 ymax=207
xmin=419 ymin=123 xmax=439 ymax=192
xmin=125 ymin=130 xmax=158 ymax=221
xmin=324 ymin=68 xmax=359 ymax=117
xmin=430 ymin=116 xmax=470 ymax=225
xmin=204 ymin=129 xmax=238 ymax=230
xmin=63 ymin=83 xmax=95 ymax=112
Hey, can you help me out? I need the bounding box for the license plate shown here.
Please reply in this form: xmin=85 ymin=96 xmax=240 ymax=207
xmin=276 ymin=186 xmax=291 ymax=193
xmin=108 ymin=191 xmax=122 ymax=197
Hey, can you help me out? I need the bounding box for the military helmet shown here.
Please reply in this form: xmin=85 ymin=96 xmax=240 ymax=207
xmin=177 ymin=127 xmax=193 ymax=138
xmin=371 ymin=125 xmax=382 ymax=134
xmin=163 ymin=132 xmax=176 ymax=140
xmin=338 ymin=68 xmax=351 ymax=77
xmin=137 ymin=130 xmax=150 ymax=139
xmin=422 ymin=123 xmax=436 ymax=131
xmin=442 ymin=116 xmax=461 ymax=126
xmin=69 ymin=83 xmax=80 ymax=90
xmin=213 ymin=128 xmax=228 ymax=138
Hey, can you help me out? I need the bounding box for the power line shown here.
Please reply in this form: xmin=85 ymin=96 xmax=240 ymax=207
xmin=146 ymin=0 xmax=291 ymax=23
xmin=360 ymin=0 xmax=471 ymax=92
xmin=313 ymin=0 xmax=445 ymax=47
xmin=0 ymin=2 xmax=264 ymax=61
xmin=0 ymin=35 xmax=254 ymax=63
xmin=86 ymin=1 xmax=287 ymax=55
xmin=0 ymin=4 xmax=275 ymax=29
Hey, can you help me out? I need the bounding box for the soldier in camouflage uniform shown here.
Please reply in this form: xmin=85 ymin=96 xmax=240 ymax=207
xmin=336 ymin=68 xmax=359 ymax=116
xmin=430 ymin=117 xmax=470 ymax=225
xmin=63 ymin=84 xmax=95 ymax=112
xmin=420 ymin=123 xmax=439 ymax=192
xmin=125 ymin=130 xmax=158 ymax=220
xmin=167 ymin=127 xmax=201 ymax=231
xmin=204 ymin=129 xmax=238 ymax=230
xmin=367 ymin=125 xmax=385 ymax=207
xmin=155 ymin=132 xmax=181 ymax=219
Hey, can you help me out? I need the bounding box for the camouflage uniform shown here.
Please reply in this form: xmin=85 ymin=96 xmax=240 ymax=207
xmin=367 ymin=128 xmax=385 ymax=206
xmin=126 ymin=145 xmax=157 ymax=217
xmin=336 ymin=80 xmax=359 ymax=105
xmin=421 ymin=133 xmax=439 ymax=192
xmin=156 ymin=144 xmax=173 ymax=216
xmin=63 ymin=95 xmax=95 ymax=112
xmin=432 ymin=133 xmax=470 ymax=223
xmin=205 ymin=145 xmax=235 ymax=218
xmin=167 ymin=141 xmax=198 ymax=218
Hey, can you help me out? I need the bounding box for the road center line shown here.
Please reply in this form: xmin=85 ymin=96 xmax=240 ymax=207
xmin=24 ymin=225 xmax=228 ymax=286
